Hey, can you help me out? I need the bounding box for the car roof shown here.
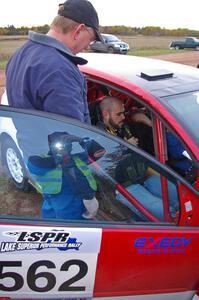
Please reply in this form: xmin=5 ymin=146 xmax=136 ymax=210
xmin=80 ymin=53 xmax=199 ymax=98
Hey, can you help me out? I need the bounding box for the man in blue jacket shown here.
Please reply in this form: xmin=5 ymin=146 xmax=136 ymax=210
xmin=28 ymin=132 xmax=99 ymax=220
xmin=5 ymin=0 xmax=103 ymax=198
xmin=6 ymin=0 xmax=103 ymax=123
xmin=166 ymin=132 xmax=193 ymax=176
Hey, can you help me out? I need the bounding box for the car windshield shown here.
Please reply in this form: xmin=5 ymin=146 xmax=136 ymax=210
xmin=165 ymin=90 xmax=199 ymax=147
xmin=104 ymin=35 xmax=120 ymax=42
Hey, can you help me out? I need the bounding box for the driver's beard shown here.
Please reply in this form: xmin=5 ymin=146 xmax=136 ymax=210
xmin=109 ymin=116 xmax=122 ymax=129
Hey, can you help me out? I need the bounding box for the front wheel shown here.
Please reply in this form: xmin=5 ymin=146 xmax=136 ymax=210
xmin=1 ymin=138 xmax=31 ymax=191
xmin=107 ymin=47 xmax=114 ymax=53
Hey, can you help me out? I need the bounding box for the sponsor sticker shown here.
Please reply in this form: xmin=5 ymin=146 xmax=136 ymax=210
xmin=0 ymin=225 xmax=102 ymax=298
xmin=134 ymin=236 xmax=193 ymax=254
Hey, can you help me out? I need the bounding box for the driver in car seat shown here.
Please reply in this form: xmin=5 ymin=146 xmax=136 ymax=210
xmin=97 ymin=96 xmax=138 ymax=145
xmin=97 ymin=96 xmax=179 ymax=220
xmin=96 ymin=96 xmax=154 ymax=154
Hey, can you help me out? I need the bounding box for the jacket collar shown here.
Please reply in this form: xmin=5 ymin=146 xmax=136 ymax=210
xmin=28 ymin=31 xmax=88 ymax=65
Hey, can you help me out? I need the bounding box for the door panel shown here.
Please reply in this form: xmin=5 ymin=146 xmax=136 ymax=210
xmin=95 ymin=228 xmax=199 ymax=298
xmin=0 ymin=106 xmax=199 ymax=299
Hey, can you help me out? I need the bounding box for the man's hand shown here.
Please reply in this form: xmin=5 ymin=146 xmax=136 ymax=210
xmin=82 ymin=197 xmax=99 ymax=219
xmin=131 ymin=112 xmax=152 ymax=127
xmin=125 ymin=136 xmax=138 ymax=146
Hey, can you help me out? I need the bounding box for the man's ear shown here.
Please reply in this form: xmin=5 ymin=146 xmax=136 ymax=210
xmin=72 ymin=23 xmax=84 ymax=40
xmin=102 ymin=109 xmax=109 ymax=120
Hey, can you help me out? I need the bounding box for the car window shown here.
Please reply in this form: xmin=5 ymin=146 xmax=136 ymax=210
xmin=0 ymin=107 xmax=181 ymax=224
xmin=87 ymin=81 xmax=155 ymax=156
xmin=165 ymin=91 xmax=199 ymax=147
xmin=163 ymin=125 xmax=198 ymax=186
xmin=86 ymin=80 xmax=199 ymax=190
xmin=105 ymin=35 xmax=120 ymax=42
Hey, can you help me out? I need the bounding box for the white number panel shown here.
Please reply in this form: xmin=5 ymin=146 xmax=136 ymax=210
xmin=0 ymin=225 xmax=102 ymax=299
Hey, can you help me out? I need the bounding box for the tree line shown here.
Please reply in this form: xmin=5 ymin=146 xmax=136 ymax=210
xmin=0 ymin=24 xmax=199 ymax=37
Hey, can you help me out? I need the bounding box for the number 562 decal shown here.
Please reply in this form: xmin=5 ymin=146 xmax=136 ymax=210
xmin=0 ymin=253 xmax=98 ymax=297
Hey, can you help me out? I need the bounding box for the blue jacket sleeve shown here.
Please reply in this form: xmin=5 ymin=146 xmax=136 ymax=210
xmin=166 ymin=132 xmax=185 ymax=159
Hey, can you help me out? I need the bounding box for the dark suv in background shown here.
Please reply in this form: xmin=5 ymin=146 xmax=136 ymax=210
xmin=90 ymin=33 xmax=129 ymax=54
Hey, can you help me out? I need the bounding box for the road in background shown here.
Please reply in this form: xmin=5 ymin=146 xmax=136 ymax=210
xmin=150 ymin=50 xmax=199 ymax=67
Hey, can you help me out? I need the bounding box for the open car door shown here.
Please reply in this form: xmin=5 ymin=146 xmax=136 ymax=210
xmin=0 ymin=106 xmax=199 ymax=300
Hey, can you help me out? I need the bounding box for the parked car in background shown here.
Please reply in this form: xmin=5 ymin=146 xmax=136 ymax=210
xmin=170 ymin=37 xmax=199 ymax=50
xmin=1 ymin=54 xmax=199 ymax=299
xmin=90 ymin=33 xmax=129 ymax=54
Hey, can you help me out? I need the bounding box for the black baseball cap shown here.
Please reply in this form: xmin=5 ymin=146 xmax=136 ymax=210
xmin=58 ymin=0 xmax=103 ymax=42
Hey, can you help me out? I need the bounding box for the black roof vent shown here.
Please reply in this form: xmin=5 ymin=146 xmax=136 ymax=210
xmin=140 ymin=69 xmax=174 ymax=81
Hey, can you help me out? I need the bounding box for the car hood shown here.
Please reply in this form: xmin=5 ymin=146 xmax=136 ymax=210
xmin=109 ymin=41 xmax=128 ymax=46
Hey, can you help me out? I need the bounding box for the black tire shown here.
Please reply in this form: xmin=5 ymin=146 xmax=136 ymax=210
xmin=1 ymin=138 xmax=31 ymax=191
xmin=107 ymin=47 xmax=114 ymax=53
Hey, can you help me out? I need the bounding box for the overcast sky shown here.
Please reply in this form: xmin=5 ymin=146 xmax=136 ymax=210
xmin=0 ymin=0 xmax=198 ymax=30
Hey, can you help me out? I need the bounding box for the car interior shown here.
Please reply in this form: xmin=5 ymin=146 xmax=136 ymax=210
xmin=87 ymin=80 xmax=155 ymax=155
xmin=86 ymin=79 xmax=197 ymax=184
xmin=85 ymin=80 xmax=183 ymax=223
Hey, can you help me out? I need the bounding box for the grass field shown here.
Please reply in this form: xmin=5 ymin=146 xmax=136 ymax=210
xmin=0 ymin=36 xmax=27 ymax=68
xmin=0 ymin=35 xmax=188 ymax=69
xmin=120 ymin=35 xmax=188 ymax=55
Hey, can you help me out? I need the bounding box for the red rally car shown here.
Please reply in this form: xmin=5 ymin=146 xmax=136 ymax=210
xmin=0 ymin=53 xmax=199 ymax=300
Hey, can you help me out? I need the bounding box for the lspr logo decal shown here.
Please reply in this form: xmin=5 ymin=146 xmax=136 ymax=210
xmin=134 ymin=237 xmax=193 ymax=253
xmin=0 ymin=230 xmax=82 ymax=253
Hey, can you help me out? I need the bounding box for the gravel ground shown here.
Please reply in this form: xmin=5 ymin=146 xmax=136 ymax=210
xmin=149 ymin=50 xmax=199 ymax=67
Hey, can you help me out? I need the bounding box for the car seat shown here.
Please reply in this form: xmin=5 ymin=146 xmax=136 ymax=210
xmin=88 ymin=100 xmax=102 ymax=126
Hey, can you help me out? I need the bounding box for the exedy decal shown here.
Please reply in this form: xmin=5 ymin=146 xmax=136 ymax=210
xmin=134 ymin=237 xmax=193 ymax=253
xmin=0 ymin=230 xmax=82 ymax=253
